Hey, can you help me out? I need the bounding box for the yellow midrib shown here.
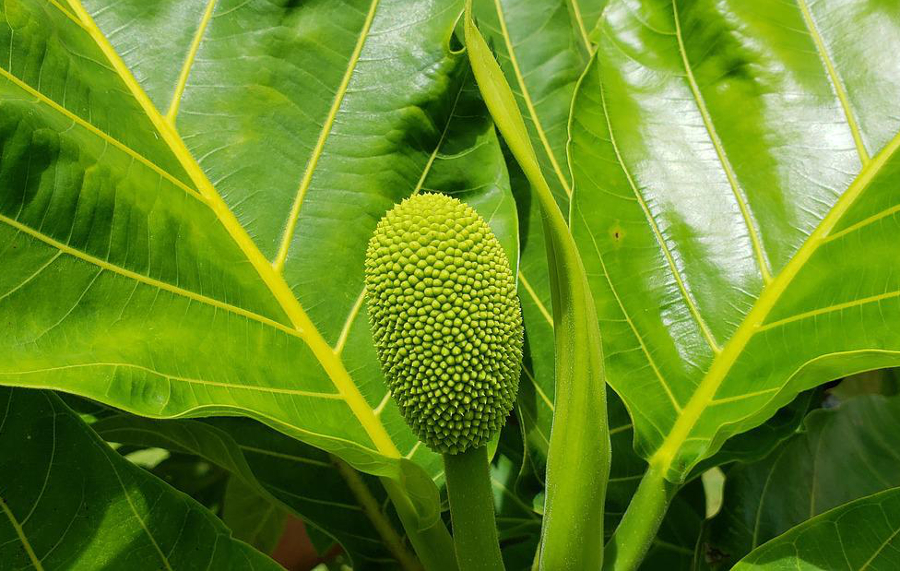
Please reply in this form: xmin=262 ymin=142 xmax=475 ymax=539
xmin=165 ymin=0 xmax=219 ymax=123
xmin=672 ymin=0 xmax=772 ymax=285
xmin=568 ymin=0 xmax=594 ymax=54
xmin=0 ymin=496 xmax=44 ymax=571
xmin=272 ymin=0 xmax=381 ymax=273
xmin=63 ymin=0 xmax=400 ymax=460
xmin=47 ymin=0 xmax=82 ymax=28
xmin=796 ymin=0 xmax=870 ymax=166
xmin=650 ymin=126 xmax=900 ymax=475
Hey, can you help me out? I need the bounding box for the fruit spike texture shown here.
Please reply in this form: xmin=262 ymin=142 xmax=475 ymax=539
xmin=365 ymin=193 xmax=524 ymax=455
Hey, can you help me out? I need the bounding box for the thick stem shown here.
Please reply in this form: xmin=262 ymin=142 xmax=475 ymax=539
xmin=443 ymin=446 xmax=504 ymax=571
xmin=603 ymin=463 xmax=676 ymax=571
xmin=381 ymin=477 xmax=459 ymax=571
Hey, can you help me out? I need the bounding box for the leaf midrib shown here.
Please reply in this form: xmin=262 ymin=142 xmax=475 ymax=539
xmin=650 ymin=126 xmax=900 ymax=477
xmin=62 ymin=0 xmax=400 ymax=460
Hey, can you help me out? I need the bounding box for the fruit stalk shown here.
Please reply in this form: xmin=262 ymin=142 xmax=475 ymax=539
xmin=443 ymin=446 xmax=504 ymax=571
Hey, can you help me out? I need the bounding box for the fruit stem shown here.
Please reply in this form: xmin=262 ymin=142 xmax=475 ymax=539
xmin=443 ymin=446 xmax=505 ymax=570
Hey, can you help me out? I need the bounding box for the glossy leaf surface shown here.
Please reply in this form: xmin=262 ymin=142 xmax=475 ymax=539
xmin=472 ymin=0 xmax=591 ymax=209
xmin=703 ymin=394 xmax=900 ymax=569
xmin=571 ymin=0 xmax=900 ymax=482
xmin=732 ymin=487 xmax=900 ymax=570
xmin=0 ymin=0 xmax=517 ymax=504
xmin=0 ymin=388 xmax=280 ymax=570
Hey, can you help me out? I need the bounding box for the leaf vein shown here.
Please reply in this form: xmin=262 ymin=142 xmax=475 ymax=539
xmin=672 ymin=0 xmax=772 ymax=285
xmin=272 ymin=0 xmax=381 ymax=272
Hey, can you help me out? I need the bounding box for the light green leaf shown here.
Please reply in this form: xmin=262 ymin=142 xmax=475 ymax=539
xmin=0 ymin=0 xmax=516 ymax=506
xmin=571 ymin=0 xmax=900 ymax=484
xmin=0 ymin=387 xmax=281 ymax=570
xmin=732 ymin=487 xmax=900 ymax=570
xmin=704 ymin=394 xmax=900 ymax=569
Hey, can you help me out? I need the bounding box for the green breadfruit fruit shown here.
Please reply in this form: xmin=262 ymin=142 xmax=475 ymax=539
xmin=365 ymin=193 xmax=524 ymax=455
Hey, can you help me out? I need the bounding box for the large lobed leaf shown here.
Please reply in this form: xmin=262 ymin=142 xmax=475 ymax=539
xmin=571 ymin=0 xmax=900 ymax=482
xmin=0 ymin=387 xmax=280 ymax=570
xmin=0 ymin=0 xmax=518 ymax=511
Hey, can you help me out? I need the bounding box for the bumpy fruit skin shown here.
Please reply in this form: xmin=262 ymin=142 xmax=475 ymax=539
xmin=365 ymin=193 xmax=523 ymax=454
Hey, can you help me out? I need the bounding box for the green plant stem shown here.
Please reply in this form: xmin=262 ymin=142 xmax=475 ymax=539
xmin=382 ymin=478 xmax=459 ymax=571
xmin=603 ymin=463 xmax=676 ymax=571
xmin=443 ymin=446 xmax=504 ymax=571
xmin=462 ymin=5 xmax=611 ymax=569
xmin=332 ymin=457 xmax=422 ymax=571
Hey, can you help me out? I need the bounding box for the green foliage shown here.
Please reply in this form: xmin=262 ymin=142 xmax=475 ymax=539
xmin=0 ymin=388 xmax=280 ymax=570
xmin=2 ymin=0 xmax=900 ymax=569
xmin=732 ymin=487 xmax=900 ymax=570
xmin=365 ymin=194 xmax=523 ymax=454
xmin=703 ymin=394 xmax=900 ymax=568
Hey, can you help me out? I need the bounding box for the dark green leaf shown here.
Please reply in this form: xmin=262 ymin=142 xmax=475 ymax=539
xmin=732 ymin=487 xmax=900 ymax=570
xmin=703 ymin=394 xmax=900 ymax=569
xmin=223 ymin=479 xmax=287 ymax=556
xmin=91 ymin=412 xmax=416 ymax=570
xmin=0 ymin=388 xmax=281 ymax=570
